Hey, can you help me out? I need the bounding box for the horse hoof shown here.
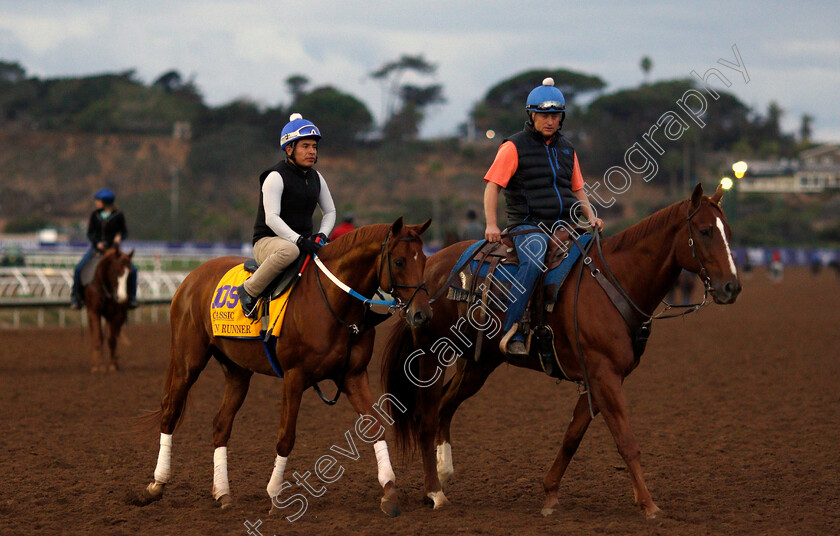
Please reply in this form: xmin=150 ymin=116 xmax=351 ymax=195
xmin=645 ymin=505 xmax=662 ymax=519
xmin=380 ymin=482 xmax=400 ymax=517
xmin=108 ymin=363 xmax=119 ymax=372
xmin=540 ymin=507 xmax=555 ymax=517
xmin=143 ymin=481 xmax=165 ymax=501
xmin=426 ymin=490 xmax=449 ymax=510
xmin=217 ymin=494 xmax=234 ymax=509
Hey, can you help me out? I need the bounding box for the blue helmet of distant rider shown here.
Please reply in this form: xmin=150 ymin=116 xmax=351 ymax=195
xmin=93 ymin=188 xmax=116 ymax=205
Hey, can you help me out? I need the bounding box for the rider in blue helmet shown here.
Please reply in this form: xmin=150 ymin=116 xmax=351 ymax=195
xmin=237 ymin=113 xmax=336 ymax=319
xmin=482 ymin=77 xmax=604 ymax=358
xmin=71 ymin=189 xmax=138 ymax=309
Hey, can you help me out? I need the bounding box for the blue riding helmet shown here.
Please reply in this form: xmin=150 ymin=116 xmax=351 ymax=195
xmin=525 ymin=77 xmax=566 ymax=113
xmin=94 ymin=188 xmax=116 ymax=204
xmin=280 ymin=113 xmax=322 ymax=150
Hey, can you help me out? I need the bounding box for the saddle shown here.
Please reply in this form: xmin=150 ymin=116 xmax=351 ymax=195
xmin=80 ymin=251 xmax=104 ymax=287
xmin=445 ymin=228 xmax=593 ymax=377
xmin=243 ymin=255 xmax=306 ymax=302
xmin=446 ymin=227 xmax=590 ymax=314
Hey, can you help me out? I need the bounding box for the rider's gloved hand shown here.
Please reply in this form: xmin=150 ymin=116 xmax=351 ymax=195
xmin=296 ymin=235 xmax=322 ymax=256
xmin=314 ymin=232 xmax=330 ymax=245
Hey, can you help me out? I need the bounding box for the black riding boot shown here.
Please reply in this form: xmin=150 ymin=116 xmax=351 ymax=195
xmin=236 ymin=283 xmax=259 ymax=319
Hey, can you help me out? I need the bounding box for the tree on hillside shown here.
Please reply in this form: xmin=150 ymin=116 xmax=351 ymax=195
xmin=640 ymin=56 xmax=653 ymax=84
xmin=580 ymin=79 xmax=752 ymax=193
xmin=370 ymin=54 xmax=445 ymax=140
xmin=285 ymin=75 xmax=309 ymax=101
xmin=799 ymin=114 xmax=813 ymax=143
xmin=470 ymin=69 xmax=606 ymax=138
xmin=291 ymin=86 xmax=374 ymax=151
xmin=0 ymin=61 xmax=26 ymax=84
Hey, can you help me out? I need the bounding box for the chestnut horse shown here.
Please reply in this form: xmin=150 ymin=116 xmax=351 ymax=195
xmin=84 ymin=247 xmax=134 ymax=372
xmin=381 ymin=184 xmax=741 ymax=517
xmin=142 ymin=218 xmax=432 ymax=517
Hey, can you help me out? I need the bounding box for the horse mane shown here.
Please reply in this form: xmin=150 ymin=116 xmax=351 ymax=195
xmin=604 ymin=200 xmax=687 ymax=253
xmin=319 ymin=223 xmax=391 ymax=260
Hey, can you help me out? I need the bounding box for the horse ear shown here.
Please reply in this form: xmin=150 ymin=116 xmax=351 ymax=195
xmin=128 ymin=249 xmax=135 ymax=260
xmin=710 ymin=184 xmax=724 ymax=204
xmin=390 ymin=216 xmax=405 ymax=236
xmin=413 ymin=218 xmax=432 ymax=236
xmin=690 ymin=182 xmax=704 ymax=210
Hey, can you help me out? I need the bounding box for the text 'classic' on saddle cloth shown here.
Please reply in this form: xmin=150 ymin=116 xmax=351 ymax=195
xmin=211 ymin=264 xmax=292 ymax=338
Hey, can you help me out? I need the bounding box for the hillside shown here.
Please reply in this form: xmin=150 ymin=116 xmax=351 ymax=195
xmin=1 ymin=125 xmax=836 ymax=247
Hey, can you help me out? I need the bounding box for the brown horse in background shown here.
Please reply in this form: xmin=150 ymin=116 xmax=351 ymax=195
xmin=141 ymin=218 xmax=432 ymax=517
xmin=84 ymin=247 xmax=134 ymax=372
xmin=381 ymin=184 xmax=741 ymax=517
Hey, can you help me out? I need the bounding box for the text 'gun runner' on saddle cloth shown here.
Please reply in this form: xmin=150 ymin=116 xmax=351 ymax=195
xmin=210 ymin=257 xmax=305 ymax=377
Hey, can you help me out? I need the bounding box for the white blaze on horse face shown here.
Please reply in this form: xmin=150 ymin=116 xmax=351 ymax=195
xmin=715 ymin=217 xmax=738 ymax=277
xmin=117 ymin=267 xmax=129 ymax=302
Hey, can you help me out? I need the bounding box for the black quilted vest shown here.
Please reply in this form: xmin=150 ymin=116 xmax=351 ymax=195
xmin=503 ymin=124 xmax=578 ymax=227
xmin=252 ymin=159 xmax=321 ymax=244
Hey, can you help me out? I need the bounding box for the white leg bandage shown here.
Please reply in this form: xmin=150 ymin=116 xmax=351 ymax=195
xmin=213 ymin=446 xmax=230 ymax=499
xmin=436 ymin=442 xmax=454 ymax=484
xmin=153 ymin=433 xmax=173 ymax=483
xmin=374 ymin=440 xmax=396 ymax=488
xmin=266 ymin=454 xmax=288 ymax=499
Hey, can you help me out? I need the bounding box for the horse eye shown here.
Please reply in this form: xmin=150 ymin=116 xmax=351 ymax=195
xmin=699 ymin=227 xmax=713 ymax=237
xmin=394 ymin=258 xmax=405 ymax=267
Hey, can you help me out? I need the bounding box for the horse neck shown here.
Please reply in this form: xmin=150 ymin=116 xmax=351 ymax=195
xmin=601 ymin=202 xmax=686 ymax=315
xmin=314 ymin=227 xmax=387 ymax=308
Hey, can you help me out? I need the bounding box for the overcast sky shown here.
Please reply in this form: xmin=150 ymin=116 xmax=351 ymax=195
xmin=1 ymin=0 xmax=839 ymax=142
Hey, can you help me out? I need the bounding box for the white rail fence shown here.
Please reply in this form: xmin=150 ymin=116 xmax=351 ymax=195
xmin=0 ymin=267 xmax=188 ymax=329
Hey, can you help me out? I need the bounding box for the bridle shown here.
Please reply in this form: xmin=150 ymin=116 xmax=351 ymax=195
xmin=684 ymin=199 xmax=714 ymax=296
xmin=313 ymin=230 xmax=428 ymax=334
xmin=376 ymin=231 xmax=429 ymax=312
xmin=309 ymin=230 xmax=427 ymax=406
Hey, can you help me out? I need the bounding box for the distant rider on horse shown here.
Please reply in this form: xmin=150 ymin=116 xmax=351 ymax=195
xmin=71 ymin=188 xmax=138 ymax=309
xmin=482 ymin=77 xmax=604 ymax=357
xmin=237 ymin=113 xmax=337 ymax=318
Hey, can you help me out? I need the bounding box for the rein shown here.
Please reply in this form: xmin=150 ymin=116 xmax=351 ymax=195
xmin=568 ymin=205 xmax=715 ymax=417
xmin=307 ymin=231 xmax=428 ymax=405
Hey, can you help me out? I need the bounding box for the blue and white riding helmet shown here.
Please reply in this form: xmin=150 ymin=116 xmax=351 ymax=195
xmin=525 ymin=77 xmax=566 ymax=113
xmin=93 ymin=188 xmax=116 ymax=204
xmin=280 ymin=113 xmax=322 ymax=150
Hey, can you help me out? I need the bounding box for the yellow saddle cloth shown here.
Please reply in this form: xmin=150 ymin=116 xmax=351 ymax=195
xmin=211 ymin=264 xmax=293 ymax=338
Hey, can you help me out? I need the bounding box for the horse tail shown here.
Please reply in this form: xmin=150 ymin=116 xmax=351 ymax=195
xmin=380 ymin=322 xmax=422 ymax=456
xmin=130 ymin=356 xmax=193 ymax=441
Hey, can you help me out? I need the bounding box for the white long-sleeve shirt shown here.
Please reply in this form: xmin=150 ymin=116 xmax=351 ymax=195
xmin=260 ymin=170 xmax=336 ymax=243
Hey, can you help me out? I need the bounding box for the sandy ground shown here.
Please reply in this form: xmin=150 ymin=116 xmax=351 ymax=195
xmin=1 ymin=266 xmax=838 ymax=536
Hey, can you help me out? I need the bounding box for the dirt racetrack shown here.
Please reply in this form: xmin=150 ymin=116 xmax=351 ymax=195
xmin=1 ymin=266 xmax=838 ymax=536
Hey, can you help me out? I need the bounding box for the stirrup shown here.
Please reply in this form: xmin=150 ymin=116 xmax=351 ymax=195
xmin=499 ymin=324 xmax=528 ymax=357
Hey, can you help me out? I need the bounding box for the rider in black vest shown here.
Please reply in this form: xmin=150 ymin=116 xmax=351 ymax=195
xmin=483 ymin=78 xmax=604 ymax=358
xmin=237 ymin=113 xmax=336 ymax=319
xmin=70 ymin=188 xmax=138 ymax=309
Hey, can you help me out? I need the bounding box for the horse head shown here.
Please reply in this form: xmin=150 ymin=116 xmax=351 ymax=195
xmin=676 ymin=183 xmax=741 ymax=304
xmin=380 ymin=217 xmax=433 ymax=328
xmin=98 ymin=246 xmax=135 ymax=304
